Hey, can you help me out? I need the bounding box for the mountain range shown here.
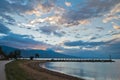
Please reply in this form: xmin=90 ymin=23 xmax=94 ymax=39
xmin=1 ymin=45 xmax=120 ymax=59
xmin=0 ymin=45 xmax=76 ymax=58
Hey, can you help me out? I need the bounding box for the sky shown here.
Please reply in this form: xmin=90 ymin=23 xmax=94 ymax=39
xmin=0 ymin=0 xmax=120 ymax=56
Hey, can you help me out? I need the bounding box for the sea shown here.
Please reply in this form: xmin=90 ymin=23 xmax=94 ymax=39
xmin=40 ymin=59 xmax=120 ymax=80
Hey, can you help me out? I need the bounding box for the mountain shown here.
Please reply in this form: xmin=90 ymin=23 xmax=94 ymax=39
xmin=0 ymin=45 xmax=76 ymax=58
xmin=1 ymin=45 xmax=119 ymax=59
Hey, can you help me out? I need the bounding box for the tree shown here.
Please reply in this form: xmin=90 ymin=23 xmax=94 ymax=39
xmin=35 ymin=53 xmax=40 ymax=58
xmin=0 ymin=47 xmax=7 ymax=59
xmin=8 ymin=52 xmax=14 ymax=58
xmin=14 ymin=50 xmax=21 ymax=59
xmin=30 ymin=56 xmax=34 ymax=60
xmin=8 ymin=50 xmax=21 ymax=59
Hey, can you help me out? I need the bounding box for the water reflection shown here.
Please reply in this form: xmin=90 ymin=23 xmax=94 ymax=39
xmin=44 ymin=60 xmax=120 ymax=80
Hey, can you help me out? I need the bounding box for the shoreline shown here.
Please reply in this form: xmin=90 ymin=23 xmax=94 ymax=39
xmin=23 ymin=60 xmax=84 ymax=80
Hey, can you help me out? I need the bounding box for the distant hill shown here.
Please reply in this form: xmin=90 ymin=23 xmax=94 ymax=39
xmin=0 ymin=45 xmax=76 ymax=58
xmin=1 ymin=45 xmax=119 ymax=59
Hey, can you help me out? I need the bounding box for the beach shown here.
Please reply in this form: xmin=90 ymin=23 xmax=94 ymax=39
xmin=19 ymin=60 xmax=84 ymax=80
xmin=6 ymin=60 xmax=120 ymax=80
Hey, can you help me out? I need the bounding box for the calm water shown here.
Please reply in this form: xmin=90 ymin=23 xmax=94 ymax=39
xmin=42 ymin=60 xmax=120 ymax=80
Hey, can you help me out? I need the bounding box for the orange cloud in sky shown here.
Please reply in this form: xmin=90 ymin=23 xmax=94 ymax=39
xmin=65 ymin=2 xmax=71 ymax=7
xmin=32 ymin=45 xmax=48 ymax=50
xmin=113 ymin=25 xmax=120 ymax=30
xmin=25 ymin=9 xmax=41 ymax=16
xmin=103 ymin=3 xmax=120 ymax=23
xmin=78 ymin=20 xmax=90 ymax=25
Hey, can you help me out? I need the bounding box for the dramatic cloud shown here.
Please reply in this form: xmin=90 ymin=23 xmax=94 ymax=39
xmin=103 ymin=3 xmax=120 ymax=23
xmin=62 ymin=0 xmax=120 ymax=26
xmin=0 ymin=0 xmax=120 ymax=57
xmin=0 ymin=33 xmax=51 ymax=50
xmin=22 ymin=0 xmax=120 ymax=27
xmin=0 ymin=0 xmax=57 ymax=25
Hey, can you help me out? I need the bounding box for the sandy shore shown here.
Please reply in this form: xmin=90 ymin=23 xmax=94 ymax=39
xmin=19 ymin=60 xmax=84 ymax=80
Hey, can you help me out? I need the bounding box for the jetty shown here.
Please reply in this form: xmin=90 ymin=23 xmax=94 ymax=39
xmin=46 ymin=58 xmax=115 ymax=62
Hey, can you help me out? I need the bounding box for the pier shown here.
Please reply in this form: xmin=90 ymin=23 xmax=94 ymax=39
xmin=46 ymin=58 xmax=115 ymax=62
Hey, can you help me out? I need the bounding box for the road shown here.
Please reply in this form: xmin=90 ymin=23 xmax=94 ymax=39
xmin=0 ymin=60 xmax=11 ymax=80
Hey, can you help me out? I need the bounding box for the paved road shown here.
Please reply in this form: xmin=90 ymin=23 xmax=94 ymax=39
xmin=0 ymin=60 xmax=11 ymax=80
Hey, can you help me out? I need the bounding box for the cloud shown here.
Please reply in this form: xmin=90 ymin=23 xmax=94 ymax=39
xmin=0 ymin=0 xmax=57 ymax=25
xmin=0 ymin=0 xmax=35 ymax=14
xmin=113 ymin=25 xmax=120 ymax=30
xmin=34 ymin=0 xmax=120 ymax=27
xmin=39 ymin=0 xmax=55 ymax=12
xmin=0 ymin=0 xmax=120 ymax=28
xmin=62 ymin=0 xmax=120 ymax=26
xmin=40 ymin=25 xmax=61 ymax=35
xmin=78 ymin=20 xmax=90 ymax=25
xmin=89 ymin=36 xmax=97 ymax=40
xmin=0 ymin=0 xmax=34 ymax=25
xmin=111 ymin=32 xmax=120 ymax=36
xmin=0 ymin=14 xmax=16 ymax=25
xmin=28 ymin=7 xmax=65 ymax=26
xmin=64 ymin=40 xmax=106 ymax=47
xmin=107 ymin=30 xmax=120 ymax=38
xmin=53 ymin=31 xmax=63 ymax=37
xmin=65 ymin=2 xmax=71 ymax=7
xmin=103 ymin=3 xmax=120 ymax=23
xmin=40 ymin=26 xmax=56 ymax=34
xmin=96 ymin=27 xmax=104 ymax=31
xmin=96 ymin=27 xmax=104 ymax=30
xmin=25 ymin=0 xmax=56 ymax=16
xmin=0 ymin=33 xmax=7 ymax=38
xmin=24 ymin=0 xmax=120 ymax=27
xmin=0 ymin=23 xmax=10 ymax=34
xmin=110 ymin=3 xmax=120 ymax=15
xmin=61 ymin=38 xmax=120 ymax=58
xmin=0 ymin=33 xmax=51 ymax=50
xmin=100 ymin=38 xmax=120 ymax=54
xmin=0 ymin=0 xmax=120 ymax=55
xmin=103 ymin=15 xmax=120 ymax=23
xmin=25 ymin=9 xmax=42 ymax=17
xmin=4 ymin=0 xmax=119 ymax=28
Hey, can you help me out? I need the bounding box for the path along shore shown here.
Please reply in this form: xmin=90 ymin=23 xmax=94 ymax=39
xmin=0 ymin=60 xmax=11 ymax=80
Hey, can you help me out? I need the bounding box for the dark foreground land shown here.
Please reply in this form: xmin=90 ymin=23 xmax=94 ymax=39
xmin=5 ymin=60 xmax=84 ymax=80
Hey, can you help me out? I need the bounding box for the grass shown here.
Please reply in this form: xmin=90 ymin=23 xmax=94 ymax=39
xmin=5 ymin=60 xmax=34 ymax=80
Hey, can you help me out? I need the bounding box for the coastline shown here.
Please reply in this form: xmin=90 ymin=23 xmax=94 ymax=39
xmin=21 ymin=60 xmax=84 ymax=80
